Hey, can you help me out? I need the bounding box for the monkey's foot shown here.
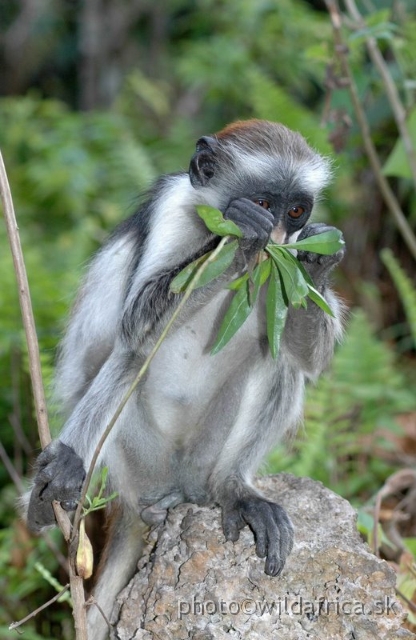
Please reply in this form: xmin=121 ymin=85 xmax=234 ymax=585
xmin=222 ymin=497 xmax=294 ymax=576
xmin=140 ymin=491 xmax=184 ymax=526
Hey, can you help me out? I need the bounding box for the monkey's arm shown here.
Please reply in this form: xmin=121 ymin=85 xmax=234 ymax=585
xmin=282 ymin=223 xmax=345 ymax=378
xmin=120 ymin=196 xmax=274 ymax=350
xmin=26 ymin=345 xmax=141 ymax=531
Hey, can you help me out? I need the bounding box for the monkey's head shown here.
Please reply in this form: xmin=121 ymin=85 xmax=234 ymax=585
xmin=189 ymin=119 xmax=331 ymax=243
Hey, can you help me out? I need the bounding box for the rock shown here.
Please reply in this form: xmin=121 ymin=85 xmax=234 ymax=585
xmin=114 ymin=474 xmax=414 ymax=640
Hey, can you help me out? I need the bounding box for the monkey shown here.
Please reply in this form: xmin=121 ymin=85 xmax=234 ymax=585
xmin=25 ymin=119 xmax=345 ymax=639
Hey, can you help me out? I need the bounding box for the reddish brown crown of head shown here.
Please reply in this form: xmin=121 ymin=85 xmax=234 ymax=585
xmin=214 ymin=119 xmax=314 ymax=160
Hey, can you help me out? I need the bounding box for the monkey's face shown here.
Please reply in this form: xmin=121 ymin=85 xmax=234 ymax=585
xmin=189 ymin=119 xmax=331 ymax=246
xmin=242 ymin=187 xmax=314 ymax=245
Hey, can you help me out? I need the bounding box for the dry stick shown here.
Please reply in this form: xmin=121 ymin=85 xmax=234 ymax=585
xmin=0 ymin=152 xmax=88 ymax=640
xmin=0 ymin=154 xmax=49 ymax=450
xmin=85 ymin=596 xmax=112 ymax=634
xmin=0 ymin=438 xmax=25 ymax=494
xmin=396 ymin=588 xmax=416 ymax=613
xmin=9 ymin=584 xmax=70 ymax=630
xmin=325 ymin=1 xmax=416 ymax=261
xmin=71 ymin=235 xmax=230 ymax=537
xmin=345 ymin=0 xmax=416 ymax=191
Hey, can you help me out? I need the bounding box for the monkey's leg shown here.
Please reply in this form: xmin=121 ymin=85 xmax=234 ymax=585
xmin=87 ymin=507 xmax=146 ymax=640
xmin=140 ymin=491 xmax=184 ymax=525
xmin=208 ymin=361 xmax=301 ymax=576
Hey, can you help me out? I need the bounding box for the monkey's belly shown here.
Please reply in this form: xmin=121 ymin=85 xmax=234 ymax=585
xmin=142 ymin=290 xmax=266 ymax=443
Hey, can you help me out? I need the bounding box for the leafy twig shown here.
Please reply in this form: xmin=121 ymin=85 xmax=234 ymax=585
xmin=172 ymin=207 xmax=344 ymax=357
xmin=71 ymin=235 xmax=230 ymax=537
xmin=324 ymin=1 xmax=416 ymax=261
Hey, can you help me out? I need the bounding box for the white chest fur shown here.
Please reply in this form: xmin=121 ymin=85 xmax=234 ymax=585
xmin=142 ymin=288 xmax=266 ymax=440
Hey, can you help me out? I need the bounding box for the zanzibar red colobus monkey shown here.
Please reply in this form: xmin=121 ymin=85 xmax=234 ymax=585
xmin=25 ymin=120 xmax=345 ymax=638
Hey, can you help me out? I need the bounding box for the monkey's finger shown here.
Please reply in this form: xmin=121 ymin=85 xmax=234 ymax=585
xmin=27 ymin=485 xmax=56 ymax=531
xmin=242 ymin=508 xmax=269 ymax=559
xmin=40 ymin=473 xmax=84 ymax=504
xmin=254 ymin=526 xmax=268 ymax=559
xmin=279 ymin=519 xmax=294 ymax=565
xmin=226 ymin=207 xmax=274 ymax=235
xmin=61 ymin=499 xmax=78 ymax=511
xmin=265 ymin=506 xmax=294 ymax=576
xmin=222 ymin=509 xmax=244 ymax=542
xmin=297 ymin=222 xmax=332 ymax=241
xmin=264 ymin=519 xmax=283 ymax=576
xmin=229 ymin=198 xmax=274 ymax=221
xmin=236 ymin=219 xmax=273 ymax=253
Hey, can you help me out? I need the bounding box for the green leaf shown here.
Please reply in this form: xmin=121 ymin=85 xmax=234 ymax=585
xmin=283 ymin=229 xmax=345 ymax=255
xmin=196 ymin=204 xmax=243 ymax=237
xmin=307 ymin=285 xmax=334 ymax=316
xmin=404 ymin=538 xmax=416 ymax=556
xmin=227 ymin=272 xmax=249 ymax=290
xmin=248 ymin=258 xmax=271 ymax=306
xmin=266 ymin=261 xmax=288 ymax=359
xmin=170 ymin=252 xmax=211 ymax=293
xmin=266 ymin=246 xmax=308 ymax=307
xmin=276 ymin=247 xmax=334 ymax=316
xmin=195 ymin=240 xmax=238 ymax=289
xmin=257 ymin=257 xmax=272 ymax=286
xmin=170 ymin=240 xmax=238 ymax=294
xmin=211 ymin=282 xmax=252 ymax=354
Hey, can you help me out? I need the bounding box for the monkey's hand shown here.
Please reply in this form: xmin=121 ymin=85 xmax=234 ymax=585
xmin=224 ymin=198 xmax=274 ymax=257
xmin=222 ymin=496 xmax=294 ymax=576
xmin=26 ymin=441 xmax=86 ymax=532
xmin=296 ymin=222 xmax=345 ymax=284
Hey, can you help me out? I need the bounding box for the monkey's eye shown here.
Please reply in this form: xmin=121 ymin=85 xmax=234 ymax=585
xmin=288 ymin=206 xmax=306 ymax=219
xmin=254 ymin=199 xmax=271 ymax=211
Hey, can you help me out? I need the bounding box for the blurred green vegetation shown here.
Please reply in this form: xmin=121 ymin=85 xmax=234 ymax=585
xmin=1 ymin=0 xmax=416 ymax=637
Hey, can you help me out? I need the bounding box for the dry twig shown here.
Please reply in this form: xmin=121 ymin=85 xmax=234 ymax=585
xmin=324 ymin=1 xmax=416 ymax=261
xmin=0 ymin=151 xmax=88 ymax=639
xmin=9 ymin=584 xmax=70 ymax=631
xmin=344 ymin=0 xmax=416 ymax=191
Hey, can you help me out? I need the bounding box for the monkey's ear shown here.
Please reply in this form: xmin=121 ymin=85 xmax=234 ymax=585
xmin=189 ymin=136 xmax=218 ymax=187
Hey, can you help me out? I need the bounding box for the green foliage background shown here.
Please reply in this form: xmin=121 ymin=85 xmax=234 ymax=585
xmin=0 ymin=0 xmax=415 ymax=637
